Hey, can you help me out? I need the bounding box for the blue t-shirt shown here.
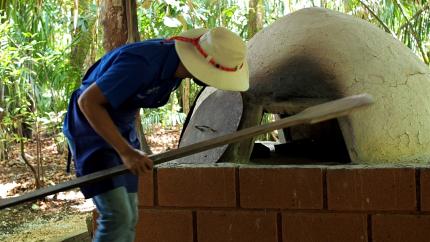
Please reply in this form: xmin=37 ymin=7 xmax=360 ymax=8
xmin=63 ymin=39 xmax=181 ymax=198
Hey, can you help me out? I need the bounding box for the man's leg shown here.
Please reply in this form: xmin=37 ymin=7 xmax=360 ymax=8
xmin=126 ymin=192 xmax=138 ymax=242
xmin=92 ymin=187 xmax=137 ymax=242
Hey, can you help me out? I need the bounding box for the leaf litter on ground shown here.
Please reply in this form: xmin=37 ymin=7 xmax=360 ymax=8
xmin=0 ymin=124 xmax=181 ymax=241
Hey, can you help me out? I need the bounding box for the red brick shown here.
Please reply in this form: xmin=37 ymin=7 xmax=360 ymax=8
xmin=135 ymin=209 xmax=193 ymax=242
xmin=157 ymin=167 xmax=236 ymax=207
xmin=240 ymin=167 xmax=323 ymax=209
xmin=197 ymin=210 xmax=278 ymax=242
xmin=372 ymin=214 xmax=430 ymax=242
xmin=138 ymin=170 xmax=154 ymax=207
xmin=420 ymin=169 xmax=430 ymax=211
xmin=283 ymin=213 xmax=367 ymax=242
xmin=327 ymin=168 xmax=416 ymax=211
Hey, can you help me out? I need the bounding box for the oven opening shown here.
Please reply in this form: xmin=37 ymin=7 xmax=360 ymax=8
xmin=251 ymin=117 xmax=351 ymax=165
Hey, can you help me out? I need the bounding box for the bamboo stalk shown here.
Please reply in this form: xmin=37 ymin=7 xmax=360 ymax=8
xmin=394 ymin=0 xmax=429 ymax=64
xmin=359 ymin=0 xmax=394 ymax=36
xmin=399 ymin=2 xmax=430 ymax=31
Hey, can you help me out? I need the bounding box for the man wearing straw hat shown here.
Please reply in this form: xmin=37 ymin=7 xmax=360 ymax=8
xmin=63 ymin=27 xmax=249 ymax=241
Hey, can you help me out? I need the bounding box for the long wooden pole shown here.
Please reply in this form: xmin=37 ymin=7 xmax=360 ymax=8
xmin=0 ymin=94 xmax=373 ymax=209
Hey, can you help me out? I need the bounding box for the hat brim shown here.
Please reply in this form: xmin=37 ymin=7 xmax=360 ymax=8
xmin=174 ymin=28 xmax=249 ymax=92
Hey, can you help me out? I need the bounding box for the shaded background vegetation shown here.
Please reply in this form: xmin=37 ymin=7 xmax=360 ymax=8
xmin=0 ymin=0 xmax=429 ymax=188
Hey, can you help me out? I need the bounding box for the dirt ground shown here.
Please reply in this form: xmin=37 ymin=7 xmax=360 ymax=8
xmin=0 ymin=125 xmax=180 ymax=241
xmin=0 ymin=204 xmax=91 ymax=242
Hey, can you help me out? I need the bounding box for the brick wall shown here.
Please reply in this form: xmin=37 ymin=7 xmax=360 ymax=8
xmin=94 ymin=164 xmax=430 ymax=242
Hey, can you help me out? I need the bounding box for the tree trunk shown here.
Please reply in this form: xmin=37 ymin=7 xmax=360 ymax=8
xmin=100 ymin=0 xmax=128 ymax=52
xmin=86 ymin=0 xmax=101 ymax=68
xmin=0 ymin=0 xmax=7 ymax=17
xmin=0 ymin=80 xmax=4 ymax=121
xmin=321 ymin=0 xmax=327 ymax=8
xmin=177 ymin=79 xmax=190 ymax=114
xmin=100 ymin=0 xmax=152 ymax=154
xmin=248 ymin=0 xmax=264 ymax=39
xmin=125 ymin=0 xmax=140 ymax=43
xmin=182 ymin=78 xmax=190 ymax=115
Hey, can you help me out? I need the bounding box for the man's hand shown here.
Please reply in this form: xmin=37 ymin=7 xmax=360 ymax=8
xmin=120 ymin=148 xmax=153 ymax=176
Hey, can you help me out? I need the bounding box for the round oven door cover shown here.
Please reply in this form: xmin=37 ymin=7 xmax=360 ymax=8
xmin=173 ymin=88 xmax=243 ymax=164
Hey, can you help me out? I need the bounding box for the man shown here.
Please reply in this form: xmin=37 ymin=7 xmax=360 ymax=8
xmin=63 ymin=27 xmax=249 ymax=241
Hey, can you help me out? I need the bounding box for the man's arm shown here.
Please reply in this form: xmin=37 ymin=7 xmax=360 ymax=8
xmin=78 ymin=82 xmax=153 ymax=175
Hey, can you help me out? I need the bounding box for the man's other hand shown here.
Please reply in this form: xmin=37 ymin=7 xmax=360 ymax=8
xmin=120 ymin=148 xmax=153 ymax=176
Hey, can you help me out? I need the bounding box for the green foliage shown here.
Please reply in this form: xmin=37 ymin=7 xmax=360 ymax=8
xmin=0 ymin=0 xmax=429 ymax=148
xmin=136 ymin=0 xmax=430 ymax=132
xmin=140 ymin=96 xmax=186 ymax=132
xmin=0 ymin=0 xmax=81 ymax=153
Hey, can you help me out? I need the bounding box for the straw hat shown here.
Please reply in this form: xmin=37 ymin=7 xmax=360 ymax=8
xmin=170 ymin=27 xmax=249 ymax=91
